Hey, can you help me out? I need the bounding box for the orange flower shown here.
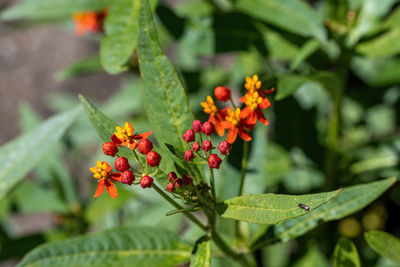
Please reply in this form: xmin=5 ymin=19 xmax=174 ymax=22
xmin=112 ymin=122 xmax=152 ymax=150
xmin=73 ymin=9 xmax=107 ymax=36
xmin=90 ymin=161 xmax=121 ymax=199
xmin=201 ymin=96 xmax=227 ymax=136
xmin=221 ymin=108 xmax=251 ymax=144
xmin=245 ymin=74 xmax=262 ymax=92
xmin=240 ymin=91 xmax=271 ymax=125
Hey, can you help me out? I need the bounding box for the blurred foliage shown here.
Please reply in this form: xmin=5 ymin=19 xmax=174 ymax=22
xmin=0 ymin=0 xmax=400 ymax=266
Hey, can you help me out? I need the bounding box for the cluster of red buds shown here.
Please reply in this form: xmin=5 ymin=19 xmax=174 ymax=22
xmin=201 ymin=75 xmax=274 ymax=144
xmin=166 ymin=172 xmax=193 ymax=193
xmin=182 ymin=120 xmax=231 ymax=169
xmin=90 ymin=122 xmax=161 ymax=199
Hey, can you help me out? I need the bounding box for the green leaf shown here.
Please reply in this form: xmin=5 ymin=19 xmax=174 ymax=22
xmin=190 ymin=237 xmax=211 ymax=267
xmin=0 ymin=106 xmax=80 ymax=202
xmin=274 ymin=178 xmax=396 ymax=242
xmin=220 ymin=189 xmax=341 ymax=225
xmin=365 ymin=231 xmax=400 ymax=265
xmin=276 ymin=75 xmax=309 ymax=101
xmin=18 ymin=227 xmax=192 ymax=267
xmin=100 ymin=0 xmax=140 ymax=74
xmin=351 ymin=56 xmax=400 ymax=86
xmin=55 ymin=56 xmax=102 ymax=82
xmin=333 ymin=238 xmax=361 ymax=267
xmin=292 ymin=247 xmax=329 ymax=267
xmin=137 ymin=0 xmax=194 ymax=151
xmin=290 ymin=39 xmax=320 ymax=70
xmin=1 ymin=0 xmax=108 ymax=21
xmin=235 ymin=0 xmax=326 ymax=42
xmin=356 ymin=28 xmax=400 ymax=58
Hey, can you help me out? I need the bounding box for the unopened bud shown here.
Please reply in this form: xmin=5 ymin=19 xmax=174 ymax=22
xmin=168 ymin=172 xmax=177 ymax=182
xmin=214 ymin=86 xmax=231 ymax=101
xmin=182 ymin=129 xmax=196 ymax=143
xmin=121 ymin=170 xmax=135 ymax=185
xmin=166 ymin=182 xmax=175 ymax=193
xmin=184 ymin=150 xmax=194 ymax=162
xmin=208 ymin=154 xmax=222 ymax=169
xmin=102 ymin=142 xmax=118 ymax=157
xmin=138 ymin=139 xmax=153 ymax=154
xmin=140 ymin=175 xmax=153 ymax=188
xmin=202 ymin=122 xmax=215 ymax=136
xmin=202 ymin=140 xmax=212 ymax=152
xmin=192 ymin=142 xmax=201 ymax=152
xmin=146 ymin=151 xmax=161 ymax=167
xmin=192 ymin=120 xmax=203 ymax=132
xmin=182 ymin=174 xmax=193 ymax=186
xmin=115 ymin=157 xmax=130 ymax=172
xmin=218 ymin=140 xmax=231 ymax=155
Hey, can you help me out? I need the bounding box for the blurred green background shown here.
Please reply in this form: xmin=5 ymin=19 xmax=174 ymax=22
xmin=0 ymin=0 xmax=399 ymax=266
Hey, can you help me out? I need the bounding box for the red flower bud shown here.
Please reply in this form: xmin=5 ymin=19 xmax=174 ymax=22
xmin=202 ymin=122 xmax=215 ymax=136
xmin=115 ymin=157 xmax=130 ymax=172
xmin=182 ymin=129 xmax=195 ymax=143
xmin=140 ymin=175 xmax=153 ymax=188
xmin=166 ymin=182 xmax=175 ymax=193
xmin=202 ymin=140 xmax=212 ymax=152
xmin=218 ymin=140 xmax=231 ymax=155
xmin=138 ymin=138 xmax=153 ymax=154
xmin=121 ymin=170 xmax=135 ymax=185
xmin=182 ymin=174 xmax=193 ymax=186
xmin=102 ymin=142 xmax=118 ymax=157
xmin=146 ymin=151 xmax=161 ymax=167
xmin=168 ymin=172 xmax=177 ymax=182
xmin=192 ymin=120 xmax=202 ymax=132
xmin=208 ymin=154 xmax=222 ymax=169
xmin=174 ymin=178 xmax=184 ymax=188
xmin=214 ymin=86 xmax=231 ymax=101
xmin=184 ymin=150 xmax=194 ymax=161
xmin=192 ymin=142 xmax=201 ymax=152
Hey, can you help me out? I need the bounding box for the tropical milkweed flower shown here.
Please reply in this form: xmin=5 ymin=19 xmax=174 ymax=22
xmin=112 ymin=122 xmax=152 ymax=150
xmin=221 ymin=108 xmax=251 ymax=144
xmin=73 ymin=9 xmax=107 ymax=36
xmin=201 ymin=96 xmax=227 ymax=136
xmin=240 ymin=91 xmax=271 ymax=125
xmin=90 ymin=161 xmax=121 ymax=199
xmin=245 ymin=74 xmax=262 ymax=92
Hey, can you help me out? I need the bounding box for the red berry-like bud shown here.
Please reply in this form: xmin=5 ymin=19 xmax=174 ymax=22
xmin=218 ymin=140 xmax=231 ymax=155
xmin=184 ymin=150 xmax=194 ymax=161
xmin=208 ymin=154 xmax=222 ymax=169
xmin=192 ymin=120 xmax=202 ymax=132
xmin=214 ymin=86 xmax=231 ymax=101
xmin=202 ymin=140 xmax=212 ymax=152
xmin=115 ymin=157 xmax=130 ymax=172
xmin=140 ymin=175 xmax=153 ymax=188
xmin=192 ymin=142 xmax=201 ymax=152
xmin=146 ymin=151 xmax=161 ymax=167
xmin=138 ymin=139 xmax=153 ymax=154
xmin=202 ymin=122 xmax=215 ymax=136
xmin=102 ymin=142 xmax=118 ymax=157
xmin=166 ymin=182 xmax=175 ymax=193
xmin=121 ymin=170 xmax=135 ymax=185
xmin=174 ymin=178 xmax=184 ymax=188
xmin=168 ymin=172 xmax=177 ymax=182
xmin=182 ymin=174 xmax=193 ymax=186
xmin=182 ymin=129 xmax=196 ymax=143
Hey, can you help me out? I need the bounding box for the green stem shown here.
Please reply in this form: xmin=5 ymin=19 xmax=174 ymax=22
xmin=235 ymin=141 xmax=250 ymax=241
xmin=152 ymin=183 xmax=206 ymax=230
xmin=132 ymin=149 xmax=145 ymax=174
xmin=209 ymin=168 xmax=216 ymax=201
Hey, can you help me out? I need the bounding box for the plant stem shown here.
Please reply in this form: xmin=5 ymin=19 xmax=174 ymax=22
xmin=152 ymin=183 xmax=206 ymax=231
xmin=132 ymin=149 xmax=145 ymax=174
xmin=209 ymin=168 xmax=216 ymax=201
xmin=235 ymin=141 xmax=249 ymax=240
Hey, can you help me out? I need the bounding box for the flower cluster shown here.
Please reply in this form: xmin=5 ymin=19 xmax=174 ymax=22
xmin=166 ymin=172 xmax=193 ymax=193
xmin=73 ymin=9 xmax=107 ymax=36
xmin=90 ymin=122 xmax=161 ymax=199
xmin=201 ymin=75 xmax=273 ymax=144
xmin=181 ymin=120 xmax=231 ymax=170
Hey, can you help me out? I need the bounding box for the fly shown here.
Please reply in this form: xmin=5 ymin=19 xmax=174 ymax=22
xmin=298 ymin=203 xmax=310 ymax=211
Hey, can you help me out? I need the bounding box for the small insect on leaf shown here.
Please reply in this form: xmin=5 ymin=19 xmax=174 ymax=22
xmin=298 ymin=203 xmax=310 ymax=211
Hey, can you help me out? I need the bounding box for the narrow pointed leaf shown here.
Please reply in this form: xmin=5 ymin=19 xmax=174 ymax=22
xmin=220 ymin=189 xmax=341 ymax=225
xmin=137 ymin=0 xmax=194 ymax=151
xmin=333 ymin=238 xmax=361 ymax=267
xmin=190 ymin=237 xmax=211 ymax=267
xmin=365 ymin=231 xmax=400 ymax=264
xmin=356 ymin=28 xmax=400 ymax=58
xmin=100 ymin=0 xmax=140 ymax=74
xmin=274 ymin=178 xmax=396 ymax=242
xmin=235 ymin=0 xmax=326 ymax=42
xmin=18 ymin=227 xmax=192 ymax=267
xmin=1 ymin=0 xmax=108 ymax=21
xmin=0 ymin=106 xmax=81 ymax=201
